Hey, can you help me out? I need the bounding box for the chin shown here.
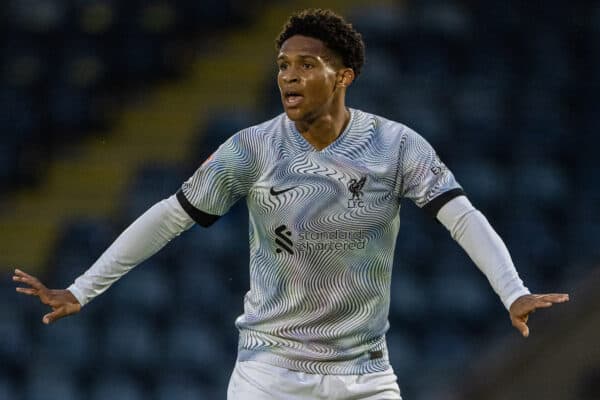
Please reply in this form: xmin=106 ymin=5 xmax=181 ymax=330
xmin=282 ymin=106 xmax=304 ymax=121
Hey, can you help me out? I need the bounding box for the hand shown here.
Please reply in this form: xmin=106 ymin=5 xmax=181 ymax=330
xmin=509 ymin=293 xmax=569 ymax=338
xmin=13 ymin=268 xmax=81 ymax=324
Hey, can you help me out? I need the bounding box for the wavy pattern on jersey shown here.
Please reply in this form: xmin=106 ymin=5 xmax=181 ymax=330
xmin=239 ymin=111 xmax=403 ymax=374
xmin=398 ymin=124 xmax=461 ymax=207
xmin=329 ymin=110 xmax=379 ymax=160
xmin=290 ymin=218 xmax=397 ymax=345
xmin=181 ymin=125 xmax=274 ymax=215
xmin=182 ymin=109 xmax=461 ymax=374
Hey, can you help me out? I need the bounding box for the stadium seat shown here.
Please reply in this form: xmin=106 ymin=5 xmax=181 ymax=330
xmin=35 ymin=317 xmax=92 ymax=369
xmin=156 ymin=372 xmax=221 ymax=400
xmin=0 ymin=306 xmax=30 ymax=370
xmin=101 ymin=313 xmax=160 ymax=371
xmin=0 ymin=376 xmax=19 ymax=400
xmin=25 ymin=363 xmax=81 ymax=400
xmin=108 ymin=261 xmax=174 ymax=316
xmin=164 ymin=316 xmax=230 ymax=378
xmin=121 ymin=164 xmax=185 ymax=221
xmin=88 ymin=373 xmax=146 ymax=400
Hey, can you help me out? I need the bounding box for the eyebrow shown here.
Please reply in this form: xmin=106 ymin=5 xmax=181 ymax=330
xmin=276 ymin=54 xmax=322 ymax=62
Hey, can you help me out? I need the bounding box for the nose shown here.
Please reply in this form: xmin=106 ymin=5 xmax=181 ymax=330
xmin=280 ymin=68 xmax=299 ymax=84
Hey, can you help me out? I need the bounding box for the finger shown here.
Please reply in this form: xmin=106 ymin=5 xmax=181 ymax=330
xmin=14 ymin=269 xmax=39 ymax=282
xmin=534 ymin=294 xmax=570 ymax=303
xmin=512 ymin=318 xmax=530 ymax=338
xmin=15 ymin=287 xmax=38 ymax=296
xmin=42 ymin=307 xmax=67 ymax=325
xmin=532 ymin=300 xmax=553 ymax=310
xmin=12 ymin=270 xmax=44 ymax=290
xmin=521 ymin=324 xmax=530 ymax=338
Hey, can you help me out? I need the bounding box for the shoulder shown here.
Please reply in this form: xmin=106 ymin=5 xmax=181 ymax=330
xmin=218 ymin=114 xmax=285 ymax=168
xmin=228 ymin=113 xmax=285 ymax=147
xmin=353 ymin=109 xmax=415 ymax=145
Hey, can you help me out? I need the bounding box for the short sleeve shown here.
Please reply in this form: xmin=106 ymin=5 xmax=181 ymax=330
xmin=177 ymin=129 xmax=261 ymax=226
xmin=399 ymin=127 xmax=464 ymax=217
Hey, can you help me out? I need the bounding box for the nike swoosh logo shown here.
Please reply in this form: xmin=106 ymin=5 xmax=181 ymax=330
xmin=270 ymin=186 xmax=297 ymax=196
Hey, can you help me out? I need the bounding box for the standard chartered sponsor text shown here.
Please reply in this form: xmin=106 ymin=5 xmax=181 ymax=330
xmin=297 ymin=229 xmax=367 ymax=252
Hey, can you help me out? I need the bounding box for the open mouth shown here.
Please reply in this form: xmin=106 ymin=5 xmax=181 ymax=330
xmin=284 ymin=91 xmax=304 ymax=107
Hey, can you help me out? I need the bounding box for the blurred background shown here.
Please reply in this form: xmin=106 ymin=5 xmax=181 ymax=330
xmin=1 ymin=0 xmax=599 ymax=399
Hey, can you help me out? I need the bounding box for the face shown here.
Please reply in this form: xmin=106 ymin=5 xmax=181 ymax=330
xmin=277 ymin=35 xmax=348 ymax=123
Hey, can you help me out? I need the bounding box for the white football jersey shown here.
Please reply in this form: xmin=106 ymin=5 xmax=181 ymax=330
xmin=178 ymin=108 xmax=463 ymax=374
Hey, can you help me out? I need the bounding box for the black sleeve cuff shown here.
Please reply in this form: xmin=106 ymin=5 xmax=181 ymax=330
xmin=422 ymin=188 xmax=466 ymax=218
xmin=176 ymin=189 xmax=221 ymax=227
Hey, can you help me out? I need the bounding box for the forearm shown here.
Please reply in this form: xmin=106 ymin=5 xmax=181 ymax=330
xmin=437 ymin=196 xmax=530 ymax=310
xmin=67 ymin=194 xmax=194 ymax=306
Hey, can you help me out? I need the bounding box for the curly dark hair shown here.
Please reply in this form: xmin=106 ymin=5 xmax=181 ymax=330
xmin=275 ymin=9 xmax=365 ymax=77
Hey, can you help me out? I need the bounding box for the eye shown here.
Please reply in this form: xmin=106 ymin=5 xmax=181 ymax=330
xmin=278 ymin=62 xmax=288 ymax=71
xmin=302 ymin=63 xmax=314 ymax=69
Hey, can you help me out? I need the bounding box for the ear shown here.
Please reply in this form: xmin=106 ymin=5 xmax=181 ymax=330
xmin=336 ymin=68 xmax=355 ymax=88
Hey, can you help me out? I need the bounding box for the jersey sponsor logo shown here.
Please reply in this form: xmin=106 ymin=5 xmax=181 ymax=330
xmin=275 ymin=225 xmax=294 ymax=254
xmin=347 ymin=177 xmax=367 ymax=208
xmin=298 ymin=229 xmax=367 ymax=252
xmin=270 ymin=186 xmax=297 ymax=196
xmin=274 ymin=225 xmax=368 ymax=255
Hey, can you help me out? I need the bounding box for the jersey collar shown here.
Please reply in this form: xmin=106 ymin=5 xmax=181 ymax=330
xmin=286 ymin=108 xmax=357 ymax=153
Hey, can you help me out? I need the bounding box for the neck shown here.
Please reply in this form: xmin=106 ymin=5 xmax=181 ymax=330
xmin=295 ymin=105 xmax=351 ymax=151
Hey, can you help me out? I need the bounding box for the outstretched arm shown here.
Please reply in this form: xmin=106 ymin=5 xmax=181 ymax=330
xmin=14 ymin=194 xmax=194 ymax=324
xmin=436 ymin=195 xmax=569 ymax=337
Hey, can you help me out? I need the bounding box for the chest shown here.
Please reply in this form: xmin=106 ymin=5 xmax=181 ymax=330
xmin=248 ymin=152 xmax=398 ymax=217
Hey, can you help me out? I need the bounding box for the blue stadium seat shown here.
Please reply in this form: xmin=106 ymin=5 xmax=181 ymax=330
xmin=0 ymin=376 xmax=19 ymax=400
xmin=511 ymin=161 xmax=567 ymax=208
xmin=190 ymin=111 xmax=259 ymax=163
xmin=165 ymin=316 xmax=229 ymax=377
xmin=7 ymin=0 xmax=69 ymax=33
xmin=101 ymin=313 xmax=160 ymax=371
xmin=386 ymin=330 xmax=420 ymax=381
xmin=121 ymin=164 xmax=184 ymax=221
xmin=503 ymin=208 xmax=564 ymax=283
xmin=72 ymin=0 xmax=118 ymax=37
xmin=35 ymin=317 xmax=92 ymax=369
xmin=47 ymin=84 xmax=92 ymax=130
xmin=89 ymin=373 xmax=145 ymax=400
xmin=108 ymin=260 xmax=174 ymax=316
xmin=0 ymin=306 xmax=30 ymax=369
xmin=49 ymin=218 xmax=117 ymax=286
xmin=428 ymin=268 xmax=494 ymax=320
xmin=422 ymin=325 xmax=472 ymax=368
xmin=175 ymin=259 xmax=233 ymax=314
xmin=389 ymin=272 xmax=428 ymax=320
xmin=1 ymin=45 xmax=47 ymax=89
xmin=0 ymin=88 xmax=38 ymax=141
xmin=452 ymin=159 xmax=508 ymax=210
xmin=0 ymin=143 xmax=19 ymax=189
xmin=25 ymin=364 xmax=81 ymax=400
xmin=348 ymin=50 xmax=399 ymax=118
xmin=394 ymin=203 xmax=436 ymax=275
xmin=156 ymin=372 xmax=221 ymax=400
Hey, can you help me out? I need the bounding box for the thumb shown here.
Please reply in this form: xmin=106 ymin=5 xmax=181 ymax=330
xmin=513 ymin=317 xmax=530 ymax=338
xmin=43 ymin=307 xmax=66 ymax=325
xmin=520 ymin=324 xmax=530 ymax=338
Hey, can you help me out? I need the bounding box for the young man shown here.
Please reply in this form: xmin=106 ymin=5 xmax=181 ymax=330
xmin=14 ymin=9 xmax=569 ymax=400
